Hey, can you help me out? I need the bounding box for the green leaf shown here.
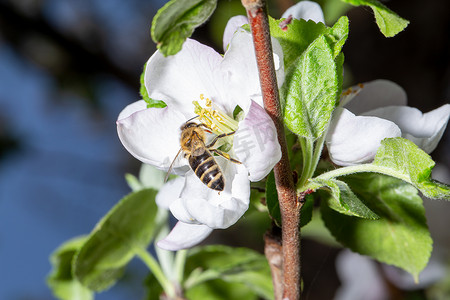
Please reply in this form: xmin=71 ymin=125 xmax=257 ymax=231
xmin=323 ymin=18 xmax=346 ymax=98
xmin=126 ymin=164 xmax=166 ymax=192
xmin=208 ymin=0 xmax=246 ymax=48
xmin=184 ymin=245 xmax=274 ymax=300
xmin=248 ymin=184 xmax=266 ymax=214
xmin=281 ymin=17 xmax=347 ymax=140
xmin=125 ymin=173 xmax=143 ymax=192
xmin=373 ymin=138 xmax=450 ymax=200
xmin=233 ymin=105 xmax=244 ymax=120
xmin=138 ymin=163 xmax=167 ymax=190
xmin=302 ymin=208 xmax=341 ymax=247
xmin=335 ymin=52 xmax=345 ymax=102
xmin=323 ymin=16 xmax=349 ymax=58
xmin=300 ymin=194 xmax=314 ymax=227
xmin=321 ymin=173 xmax=432 ymax=279
xmin=47 ymin=236 xmax=93 ymax=300
xmin=151 ymin=0 xmax=217 ymax=56
xmin=322 ymin=0 xmax=352 ymax=25
xmin=286 ymin=131 xmax=303 ymax=172
xmin=186 ymin=280 xmax=258 ymax=300
xmin=283 ymin=35 xmax=339 ymax=140
xmin=269 ymin=17 xmax=326 ymax=68
xmin=265 ymin=171 xmax=281 ymax=226
xmin=74 ymin=189 xmax=159 ymax=291
xmin=144 ymin=272 xmax=164 ymax=300
xmin=140 ymin=64 xmax=167 ymax=108
xmin=311 ymin=178 xmax=378 ymax=219
xmin=341 ymin=0 xmax=409 ymax=37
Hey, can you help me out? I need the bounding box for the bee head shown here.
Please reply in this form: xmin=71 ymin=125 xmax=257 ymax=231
xmin=181 ymin=122 xmax=198 ymax=130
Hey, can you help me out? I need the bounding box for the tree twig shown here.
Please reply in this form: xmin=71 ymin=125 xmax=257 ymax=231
xmin=264 ymin=227 xmax=283 ymax=300
xmin=241 ymin=0 xmax=302 ymax=299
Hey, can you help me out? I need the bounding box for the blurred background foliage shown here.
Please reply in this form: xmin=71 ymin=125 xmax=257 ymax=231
xmin=0 ymin=0 xmax=448 ymax=299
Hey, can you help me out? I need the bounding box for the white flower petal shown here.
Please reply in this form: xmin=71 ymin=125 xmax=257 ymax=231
xmin=169 ymin=190 xmax=199 ymax=224
xmin=335 ymin=250 xmax=389 ymax=300
xmin=221 ymin=29 xmax=285 ymax=113
xmin=282 ymin=0 xmax=325 ymax=23
xmin=117 ymin=99 xmax=147 ymax=120
xmin=145 ymin=39 xmax=223 ymax=117
xmin=190 ymin=163 xmax=250 ymax=228
xmin=155 ymin=177 xmax=185 ymax=209
xmin=364 ymin=104 xmax=450 ymax=153
xmin=221 ymin=29 xmax=261 ymax=112
xmin=117 ymin=103 xmax=188 ymax=171
xmin=342 ymin=79 xmax=408 ymax=115
xmin=156 ymin=222 xmax=213 ymax=251
xmin=271 ymin=37 xmax=285 ymax=89
xmin=326 ymin=108 xmax=402 ymax=166
xmin=171 ymin=162 xmax=250 ymax=229
xmin=234 ymin=101 xmax=281 ymax=181
xmin=223 ymin=15 xmax=248 ymax=53
xmin=230 ymin=164 xmax=252 ymax=204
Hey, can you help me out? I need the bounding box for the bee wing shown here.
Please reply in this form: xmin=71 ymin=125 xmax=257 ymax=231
xmin=164 ymin=147 xmax=184 ymax=183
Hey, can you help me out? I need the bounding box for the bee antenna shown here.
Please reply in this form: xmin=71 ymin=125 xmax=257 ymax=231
xmin=186 ymin=115 xmax=200 ymax=123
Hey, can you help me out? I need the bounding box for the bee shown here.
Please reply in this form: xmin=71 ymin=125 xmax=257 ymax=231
xmin=165 ymin=120 xmax=241 ymax=191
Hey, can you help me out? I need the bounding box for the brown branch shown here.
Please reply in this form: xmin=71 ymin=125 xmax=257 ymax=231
xmin=264 ymin=227 xmax=283 ymax=300
xmin=241 ymin=0 xmax=302 ymax=299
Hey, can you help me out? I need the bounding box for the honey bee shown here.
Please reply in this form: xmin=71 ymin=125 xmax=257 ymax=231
xmin=166 ymin=120 xmax=241 ymax=191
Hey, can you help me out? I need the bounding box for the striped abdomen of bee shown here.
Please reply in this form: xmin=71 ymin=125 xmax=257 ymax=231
xmin=188 ymin=150 xmax=224 ymax=191
xmin=165 ymin=120 xmax=241 ymax=192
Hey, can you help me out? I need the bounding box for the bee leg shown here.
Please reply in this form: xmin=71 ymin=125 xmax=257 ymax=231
xmin=210 ymin=149 xmax=242 ymax=164
xmin=164 ymin=147 xmax=183 ymax=183
xmin=206 ymin=131 xmax=236 ymax=148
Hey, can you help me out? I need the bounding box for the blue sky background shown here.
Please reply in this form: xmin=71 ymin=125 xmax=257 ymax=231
xmin=0 ymin=0 xmax=166 ymax=298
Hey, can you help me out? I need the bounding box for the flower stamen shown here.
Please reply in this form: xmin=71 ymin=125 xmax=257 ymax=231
xmin=192 ymin=96 xmax=239 ymax=135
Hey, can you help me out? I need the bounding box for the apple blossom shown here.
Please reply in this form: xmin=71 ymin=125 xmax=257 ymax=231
xmin=223 ymin=1 xmax=325 ymax=52
xmin=117 ymin=24 xmax=283 ymax=250
xmin=326 ymin=79 xmax=450 ymax=166
xmin=281 ymin=0 xmax=325 ymax=24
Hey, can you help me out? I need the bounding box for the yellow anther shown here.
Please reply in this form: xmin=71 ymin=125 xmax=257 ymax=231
xmin=192 ymin=94 xmax=238 ymax=136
